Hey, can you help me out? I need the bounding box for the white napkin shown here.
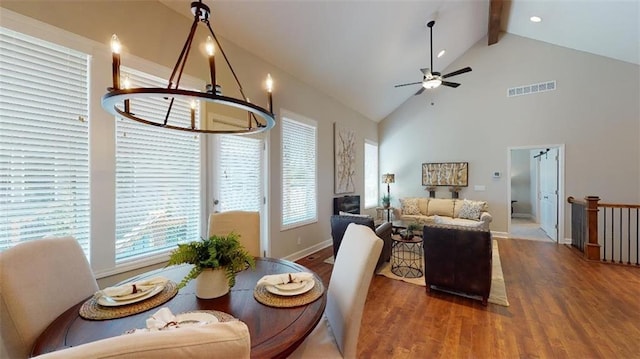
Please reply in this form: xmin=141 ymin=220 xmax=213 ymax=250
xmin=126 ymin=307 xmax=178 ymax=334
xmin=146 ymin=307 xmax=178 ymax=330
xmin=98 ymin=276 xmax=168 ymax=298
xmin=257 ymin=272 xmax=314 ymax=287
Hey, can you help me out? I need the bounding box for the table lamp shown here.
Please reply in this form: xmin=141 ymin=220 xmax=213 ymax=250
xmin=382 ymin=173 xmax=395 ymax=221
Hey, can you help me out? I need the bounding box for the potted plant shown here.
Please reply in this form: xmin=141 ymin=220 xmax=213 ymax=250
xmin=381 ymin=194 xmax=391 ymax=208
xmin=167 ymin=232 xmax=255 ymax=299
xmin=404 ymin=223 xmax=421 ymax=240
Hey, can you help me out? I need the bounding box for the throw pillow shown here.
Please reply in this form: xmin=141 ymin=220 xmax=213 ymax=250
xmin=427 ymin=198 xmax=455 ymax=217
xmin=457 ymin=199 xmax=485 ymax=220
xmin=400 ymin=198 xmax=420 ymax=215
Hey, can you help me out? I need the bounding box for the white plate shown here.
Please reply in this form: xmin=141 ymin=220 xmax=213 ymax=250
xmin=97 ymin=285 xmax=164 ymax=307
xmin=110 ymin=286 xmax=157 ymax=301
xmin=176 ymin=311 xmax=219 ymax=326
xmin=266 ymin=280 xmax=315 ymax=296
xmin=274 ymin=281 xmax=307 ymax=291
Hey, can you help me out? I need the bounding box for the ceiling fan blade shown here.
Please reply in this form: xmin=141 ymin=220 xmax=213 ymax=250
xmin=441 ymin=81 xmax=461 ymax=88
xmin=442 ymin=67 xmax=472 ymax=79
xmin=414 ymin=87 xmax=426 ymax=96
xmin=394 ymin=81 xmax=422 ymax=88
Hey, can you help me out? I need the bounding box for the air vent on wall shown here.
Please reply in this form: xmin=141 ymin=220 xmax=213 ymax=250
xmin=507 ymin=80 xmax=556 ymax=97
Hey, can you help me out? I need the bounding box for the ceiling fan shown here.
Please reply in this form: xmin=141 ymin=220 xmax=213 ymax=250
xmin=395 ymin=20 xmax=472 ymax=95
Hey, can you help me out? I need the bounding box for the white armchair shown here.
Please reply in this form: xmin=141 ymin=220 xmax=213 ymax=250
xmin=32 ymin=321 xmax=251 ymax=359
xmin=0 ymin=237 xmax=98 ymax=358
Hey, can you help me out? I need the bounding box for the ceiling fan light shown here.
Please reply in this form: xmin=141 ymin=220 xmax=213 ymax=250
xmin=423 ymin=78 xmax=442 ymax=89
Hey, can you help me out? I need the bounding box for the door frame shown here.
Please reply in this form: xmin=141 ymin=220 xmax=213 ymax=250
xmin=205 ymin=132 xmax=270 ymax=256
xmin=507 ymin=144 xmax=565 ymax=243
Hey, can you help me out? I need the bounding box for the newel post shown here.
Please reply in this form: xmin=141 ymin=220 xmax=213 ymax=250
xmin=585 ymin=196 xmax=601 ymax=260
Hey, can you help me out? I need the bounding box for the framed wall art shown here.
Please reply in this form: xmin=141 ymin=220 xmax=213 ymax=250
xmin=422 ymin=162 xmax=468 ymax=187
xmin=334 ymin=122 xmax=355 ymax=194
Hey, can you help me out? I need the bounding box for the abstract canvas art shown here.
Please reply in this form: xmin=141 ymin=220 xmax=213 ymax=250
xmin=422 ymin=162 xmax=468 ymax=187
xmin=334 ymin=123 xmax=355 ymax=194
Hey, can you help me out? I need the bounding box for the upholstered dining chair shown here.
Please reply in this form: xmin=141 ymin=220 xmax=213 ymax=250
xmin=288 ymin=223 xmax=383 ymax=359
xmin=208 ymin=211 xmax=261 ymax=257
xmin=32 ymin=320 xmax=251 ymax=359
xmin=330 ymin=214 xmax=392 ymax=270
xmin=0 ymin=236 xmax=99 ymax=359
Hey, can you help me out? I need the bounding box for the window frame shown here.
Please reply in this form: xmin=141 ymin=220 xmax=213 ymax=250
xmin=280 ymin=110 xmax=318 ymax=231
xmin=364 ymin=139 xmax=379 ymax=209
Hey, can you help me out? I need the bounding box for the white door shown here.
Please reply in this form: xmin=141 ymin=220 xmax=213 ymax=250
xmin=210 ymin=134 xmax=266 ymax=250
xmin=539 ymin=148 xmax=558 ymax=241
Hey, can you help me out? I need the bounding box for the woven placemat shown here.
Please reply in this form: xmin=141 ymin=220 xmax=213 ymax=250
xmin=254 ymin=277 xmax=324 ymax=308
xmin=79 ymin=281 xmax=179 ymax=321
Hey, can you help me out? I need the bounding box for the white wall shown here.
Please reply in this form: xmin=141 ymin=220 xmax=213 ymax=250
xmin=1 ymin=1 xmax=378 ymax=266
xmin=380 ymin=33 xmax=640 ymax=237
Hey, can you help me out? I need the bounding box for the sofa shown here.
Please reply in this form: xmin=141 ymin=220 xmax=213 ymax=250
xmin=330 ymin=214 xmax=392 ymax=270
xmin=422 ymin=224 xmax=493 ymax=305
xmin=396 ymin=197 xmax=492 ymax=230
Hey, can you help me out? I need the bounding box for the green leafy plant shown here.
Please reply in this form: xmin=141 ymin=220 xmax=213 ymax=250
xmin=381 ymin=194 xmax=391 ymax=207
xmin=167 ymin=232 xmax=255 ymax=289
xmin=404 ymin=223 xmax=421 ymax=239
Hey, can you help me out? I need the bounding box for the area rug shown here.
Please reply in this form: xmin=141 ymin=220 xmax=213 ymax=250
xmin=377 ymin=240 xmax=509 ymax=307
xmin=323 ymin=256 xmax=335 ymax=265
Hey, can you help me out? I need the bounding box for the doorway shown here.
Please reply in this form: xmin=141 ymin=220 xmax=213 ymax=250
xmin=507 ymin=145 xmax=564 ymax=243
xmin=207 ymin=132 xmax=269 ymax=256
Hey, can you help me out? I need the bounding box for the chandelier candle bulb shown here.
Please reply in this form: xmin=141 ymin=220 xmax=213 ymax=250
xmin=205 ymin=36 xmax=216 ymax=88
xmin=110 ymin=34 xmax=121 ymax=90
xmin=266 ymin=74 xmax=273 ymax=112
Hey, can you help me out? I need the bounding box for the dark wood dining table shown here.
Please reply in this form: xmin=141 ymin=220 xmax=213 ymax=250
xmin=31 ymin=257 xmax=327 ymax=358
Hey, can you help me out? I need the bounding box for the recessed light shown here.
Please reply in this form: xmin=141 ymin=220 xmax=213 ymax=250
xmin=530 ymin=16 xmax=542 ymax=23
xmin=437 ymin=49 xmax=446 ymax=58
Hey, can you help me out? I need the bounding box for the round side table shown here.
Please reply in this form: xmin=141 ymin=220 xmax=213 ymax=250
xmin=391 ymin=234 xmax=423 ymax=278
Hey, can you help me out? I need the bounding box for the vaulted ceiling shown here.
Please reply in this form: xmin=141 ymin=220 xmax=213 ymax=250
xmin=161 ymin=0 xmax=640 ymax=122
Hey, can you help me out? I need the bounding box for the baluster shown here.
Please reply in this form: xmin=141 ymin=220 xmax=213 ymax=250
xmin=628 ymin=208 xmax=631 ymax=265
xmin=603 ymin=208 xmax=607 ymax=262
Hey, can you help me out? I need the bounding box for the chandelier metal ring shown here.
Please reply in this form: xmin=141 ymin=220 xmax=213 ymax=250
xmin=101 ymin=0 xmax=276 ymax=135
xmin=102 ymin=88 xmax=275 ymax=134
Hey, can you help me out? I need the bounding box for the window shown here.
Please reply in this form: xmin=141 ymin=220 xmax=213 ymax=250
xmin=364 ymin=140 xmax=379 ymax=208
xmin=213 ymin=135 xmax=263 ymax=212
xmin=0 ymin=27 xmax=90 ymax=255
xmin=115 ymin=67 xmax=201 ymax=262
xmin=281 ymin=113 xmax=317 ymax=229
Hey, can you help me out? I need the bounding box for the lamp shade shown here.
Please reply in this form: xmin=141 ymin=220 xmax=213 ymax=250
xmin=382 ymin=173 xmax=395 ymax=184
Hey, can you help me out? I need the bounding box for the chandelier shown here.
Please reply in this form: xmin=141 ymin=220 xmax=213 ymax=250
xmin=101 ymin=0 xmax=275 ymax=134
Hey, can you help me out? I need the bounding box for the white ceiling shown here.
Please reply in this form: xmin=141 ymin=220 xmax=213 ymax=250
xmin=160 ymin=0 xmax=640 ymax=122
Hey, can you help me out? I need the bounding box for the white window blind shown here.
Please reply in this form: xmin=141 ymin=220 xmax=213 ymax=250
xmin=364 ymin=141 xmax=379 ymax=208
xmin=115 ymin=67 xmax=201 ymax=262
xmin=215 ymin=135 xmax=262 ymax=212
xmin=281 ymin=115 xmax=317 ymax=229
xmin=0 ymin=27 xmax=90 ymax=254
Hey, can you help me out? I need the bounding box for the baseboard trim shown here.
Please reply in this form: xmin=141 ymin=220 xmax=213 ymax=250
xmin=492 ymin=231 xmax=509 ymax=238
xmin=282 ymin=239 xmax=333 ymax=262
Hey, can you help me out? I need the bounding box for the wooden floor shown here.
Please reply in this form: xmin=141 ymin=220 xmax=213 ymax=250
xmin=296 ymin=238 xmax=640 ymax=358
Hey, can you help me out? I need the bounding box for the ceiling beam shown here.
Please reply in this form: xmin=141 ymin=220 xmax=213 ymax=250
xmin=488 ymin=0 xmax=503 ymax=45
